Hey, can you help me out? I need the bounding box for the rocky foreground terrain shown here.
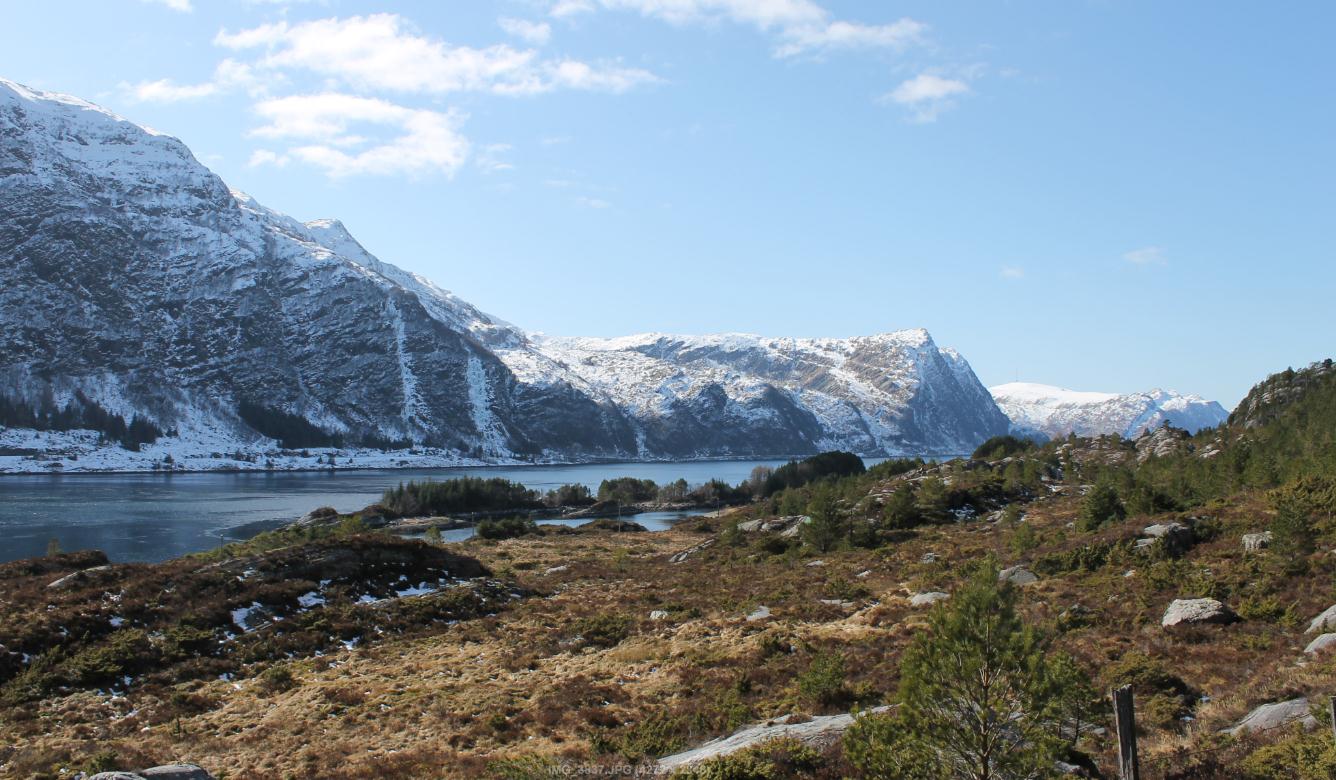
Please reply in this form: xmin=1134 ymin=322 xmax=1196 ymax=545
xmin=2 ymin=361 xmax=1334 ymax=778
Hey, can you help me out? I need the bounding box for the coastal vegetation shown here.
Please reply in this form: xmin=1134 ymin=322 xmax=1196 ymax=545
xmin=1 ymin=360 xmax=1334 ymax=777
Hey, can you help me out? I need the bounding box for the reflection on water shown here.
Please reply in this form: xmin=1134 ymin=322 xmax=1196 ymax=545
xmin=0 ymin=459 xmax=816 ymax=563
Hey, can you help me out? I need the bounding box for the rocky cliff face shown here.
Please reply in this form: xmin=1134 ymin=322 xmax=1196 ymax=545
xmin=990 ymin=382 xmax=1227 ymax=440
xmin=0 ymin=78 xmax=1007 ymax=470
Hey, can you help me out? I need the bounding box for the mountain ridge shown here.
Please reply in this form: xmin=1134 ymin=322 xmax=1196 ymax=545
xmin=0 ymin=77 xmax=1009 ymax=472
xmin=990 ymin=381 xmax=1228 ymax=440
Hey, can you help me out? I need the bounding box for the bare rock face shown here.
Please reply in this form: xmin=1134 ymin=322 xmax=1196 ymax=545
xmin=90 ymin=765 xmax=215 ymax=780
xmin=1303 ymin=633 xmax=1336 ymax=656
xmin=656 ymin=707 xmax=891 ymax=772
xmin=1161 ymin=598 xmax=1236 ymax=627
xmin=1228 ymin=698 xmax=1318 ymax=736
xmin=1307 ymin=604 xmax=1336 ymax=634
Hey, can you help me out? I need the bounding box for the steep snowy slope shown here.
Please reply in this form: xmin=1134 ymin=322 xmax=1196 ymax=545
xmin=533 ymin=330 xmax=1010 ymax=456
xmin=990 ymin=382 xmax=1227 ymax=439
xmin=0 ymin=77 xmax=1007 ymax=470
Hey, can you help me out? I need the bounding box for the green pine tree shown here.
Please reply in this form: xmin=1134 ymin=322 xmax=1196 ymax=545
xmin=845 ymin=560 xmax=1095 ymax=779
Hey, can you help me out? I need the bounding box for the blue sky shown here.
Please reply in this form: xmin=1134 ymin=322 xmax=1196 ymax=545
xmin=3 ymin=1 xmax=1333 ymax=407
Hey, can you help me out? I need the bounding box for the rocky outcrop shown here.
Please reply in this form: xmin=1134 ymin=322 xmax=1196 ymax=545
xmin=999 ymin=566 xmax=1039 ymax=586
xmin=87 ymin=763 xmax=214 ymax=780
xmin=656 ymin=708 xmax=891 ymax=771
xmin=910 ymin=591 xmax=950 ymax=607
xmin=1161 ymin=598 xmax=1236 ymax=627
xmin=1306 ymin=604 xmax=1336 ymax=634
xmin=1227 ymin=698 xmax=1318 ymax=736
xmin=1304 ymin=633 xmax=1336 ymax=656
xmin=1242 ymin=531 xmax=1272 ymax=552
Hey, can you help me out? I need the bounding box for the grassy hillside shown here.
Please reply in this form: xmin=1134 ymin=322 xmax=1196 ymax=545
xmin=1 ymin=361 xmax=1334 ymax=778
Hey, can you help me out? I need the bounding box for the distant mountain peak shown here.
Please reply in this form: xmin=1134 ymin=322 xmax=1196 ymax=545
xmin=990 ymin=382 xmax=1227 ymax=440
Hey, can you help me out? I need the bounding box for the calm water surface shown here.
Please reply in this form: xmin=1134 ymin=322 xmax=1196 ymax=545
xmin=0 ymin=460 xmax=817 ymax=563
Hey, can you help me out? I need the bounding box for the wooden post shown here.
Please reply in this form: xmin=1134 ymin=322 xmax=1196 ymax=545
xmin=1329 ymin=695 xmax=1335 ymax=749
xmin=1112 ymin=685 xmax=1140 ymax=780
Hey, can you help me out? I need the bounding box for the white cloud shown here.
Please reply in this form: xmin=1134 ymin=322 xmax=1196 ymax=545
xmin=247 ymin=149 xmax=290 ymax=168
xmin=576 ymin=196 xmax=611 ymax=208
xmin=1124 ymin=246 xmax=1166 ymax=265
xmin=215 ymin=14 xmax=657 ymax=96
xmin=141 ymin=0 xmax=192 ymax=12
xmin=551 ymin=0 xmax=596 ymax=16
xmin=884 ymin=73 xmax=970 ymax=122
xmin=249 ymin=93 xmax=470 ymax=177
xmin=1001 ymin=266 xmax=1024 ymax=279
xmin=499 ymin=17 xmax=552 ymax=45
xmin=555 ymin=0 xmax=924 ymax=57
xmin=476 ymin=143 xmax=515 ymax=173
xmin=122 ymin=59 xmax=261 ymax=103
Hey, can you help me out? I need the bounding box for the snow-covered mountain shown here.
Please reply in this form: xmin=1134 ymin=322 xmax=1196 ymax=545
xmin=0 ymin=77 xmax=1007 ymax=471
xmin=989 ymin=382 xmax=1228 ymax=440
xmin=528 ymin=331 xmax=1010 ymax=457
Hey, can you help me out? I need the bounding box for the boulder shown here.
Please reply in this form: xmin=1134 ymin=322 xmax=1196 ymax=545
xmin=46 ymin=564 xmax=115 ymax=590
xmin=1228 ymin=698 xmax=1318 ymax=736
xmin=920 ymin=552 xmax=939 ymax=564
xmin=90 ymin=766 xmax=215 ymax=780
xmin=657 ymin=707 xmax=890 ymax=771
xmin=999 ymin=566 xmax=1038 ymax=586
xmin=1242 ymin=531 xmax=1273 ymax=552
xmin=805 ymin=559 xmax=826 ymax=568
xmin=577 ymin=519 xmax=648 ymax=533
xmin=1161 ymin=598 xmax=1236 ymax=627
xmin=1304 ymin=633 xmax=1336 ymax=656
xmin=649 ymin=610 xmax=669 ymax=621
xmin=910 ymin=592 xmax=950 ymax=607
xmin=1143 ymin=522 xmax=1188 ymax=539
xmin=745 ymin=605 xmax=771 ymax=622
xmin=291 ymin=506 xmax=340 ymax=528
xmin=1306 ymin=604 xmax=1336 ymax=634
xmin=543 ymin=565 xmax=569 ymax=576
xmin=140 ymin=765 xmax=216 ymax=780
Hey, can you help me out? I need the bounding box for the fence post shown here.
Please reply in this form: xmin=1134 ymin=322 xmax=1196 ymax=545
xmin=1329 ymin=695 xmax=1335 ymax=749
xmin=1112 ymin=685 xmax=1140 ymax=780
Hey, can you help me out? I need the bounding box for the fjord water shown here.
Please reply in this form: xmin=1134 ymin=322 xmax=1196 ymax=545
xmin=0 ymin=460 xmax=809 ymax=564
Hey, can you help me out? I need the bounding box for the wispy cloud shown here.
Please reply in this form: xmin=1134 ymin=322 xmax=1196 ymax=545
xmin=140 ymin=0 xmax=192 ymax=12
xmin=476 ymin=143 xmax=515 ymax=173
xmin=499 ymin=17 xmax=552 ymax=45
xmin=214 ymin=14 xmax=657 ymax=96
xmin=1123 ymin=246 xmax=1166 ymax=266
xmin=1000 ymin=266 xmax=1024 ymax=279
xmin=247 ymin=149 xmax=289 ymax=168
xmin=883 ymin=73 xmax=970 ymax=122
xmin=551 ymin=0 xmax=924 ymax=58
xmin=576 ymin=196 xmax=611 ymax=209
xmin=122 ymin=59 xmax=261 ymax=103
xmin=248 ymin=93 xmax=470 ymax=178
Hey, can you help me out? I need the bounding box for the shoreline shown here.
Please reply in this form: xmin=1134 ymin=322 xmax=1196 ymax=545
xmin=0 ymin=451 xmax=959 ymax=478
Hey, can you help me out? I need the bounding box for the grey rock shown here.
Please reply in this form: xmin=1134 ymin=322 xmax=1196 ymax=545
xmin=1307 ymin=604 xmax=1336 ymax=634
xmin=920 ymin=552 xmax=939 ymax=564
xmin=999 ymin=566 xmax=1038 ymax=586
xmin=657 ymin=707 xmax=891 ymax=771
xmin=1161 ymin=598 xmax=1236 ymax=627
xmin=1242 ymin=531 xmax=1273 ymax=552
xmin=910 ymin=591 xmax=950 ymax=607
xmin=47 ymin=564 xmax=114 ymax=589
xmin=1303 ymin=633 xmax=1336 ymax=656
xmin=649 ymin=610 xmax=669 ymax=621
xmin=1143 ymin=522 xmax=1188 ymax=539
xmin=140 ymin=765 xmax=216 ymax=780
xmin=1228 ymin=698 xmax=1318 ymax=736
xmin=745 ymin=606 xmax=771 ymax=622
